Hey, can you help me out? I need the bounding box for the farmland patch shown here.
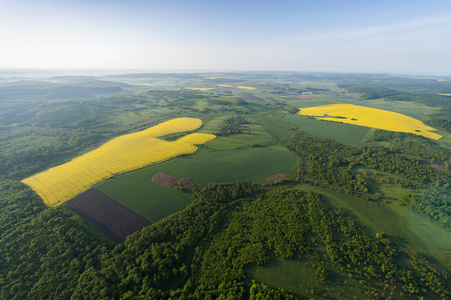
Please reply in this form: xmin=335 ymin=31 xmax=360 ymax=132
xmin=297 ymin=104 xmax=442 ymax=140
xmin=66 ymin=188 xmax=151 ymax=242
xmin=22 ymin=117 xmax=215 ymax=207
xmin=97 ymin=145 xmax=298 ymax=221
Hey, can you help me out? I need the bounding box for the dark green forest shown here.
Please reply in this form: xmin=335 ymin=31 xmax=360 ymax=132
xmin=2 ymin=182 xmax=450 ymax=299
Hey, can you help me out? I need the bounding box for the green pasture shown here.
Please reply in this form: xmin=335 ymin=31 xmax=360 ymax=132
xmin=245 ymin=252 xmax=318 ymax=299
xmin=246 ymin=252 xmax=371 ymax=299
xmin=283 ymin=94 xmax=343 ymax=108
xmin=284 ymin=114 xmax=371 ymax=144
xmin=255 ymin=110 xmax=298 ymax=141
xmin=196 ymin=115 xmax=229 ymax=134
xmin=435 ymin=130 xmax=451 ymax=151
xmin=97 ymin=145 xmax=298 ymax=222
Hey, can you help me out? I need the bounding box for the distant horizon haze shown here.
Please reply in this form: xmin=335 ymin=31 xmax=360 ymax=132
xmin=1 ymin=0 xmax=451 ymax=74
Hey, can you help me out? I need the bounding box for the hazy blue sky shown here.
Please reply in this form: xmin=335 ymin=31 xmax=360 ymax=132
xmin=1 ymin=0 xmax=451 ymax=74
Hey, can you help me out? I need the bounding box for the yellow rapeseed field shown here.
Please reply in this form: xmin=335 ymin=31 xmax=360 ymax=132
xmin=217 ymin=84 xmax=232 ymax=87
xmin=183 ymin=87 xmax=215 ymax=91
xmin=237 ymin=86 xmax=256 ymax=90
xmin=297 ymin=104 xmax=442 ymax=140
xmin=22 ymin=118 xmax=216 ymax=207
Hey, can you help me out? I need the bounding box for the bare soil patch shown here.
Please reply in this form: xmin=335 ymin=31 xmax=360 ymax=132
xmin=67 ymin=188 xmax=151 ymax=242
xmin=152 ymin=172 xmax=178 ymax=187
xmin=265 ymin=173 xmax=287 ymax=182
xmin=178 ymin=178 xmax=196 ymax=189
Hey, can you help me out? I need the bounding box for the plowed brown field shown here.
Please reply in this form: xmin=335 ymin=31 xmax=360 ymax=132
xmin=67 ymin=188 xmax=151 ymax=242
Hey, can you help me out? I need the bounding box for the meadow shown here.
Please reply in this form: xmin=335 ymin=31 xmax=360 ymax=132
xmin=97 ymin=178 xmax=191 ymax=223
xmin=246 ymin=252 xmax=369 ymax=299
xmin=245 ymin=252 xmax=318 ymax=298
xmin=22 ymin=118 xmax=215 ymax=207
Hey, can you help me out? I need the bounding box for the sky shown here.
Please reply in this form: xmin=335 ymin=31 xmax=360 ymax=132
xmin=1 ymin=0 xmax=451 ymax=74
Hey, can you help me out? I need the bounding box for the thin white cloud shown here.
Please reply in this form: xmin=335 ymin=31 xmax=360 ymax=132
xmin=288 ymin=13 xmax=451 ymax=47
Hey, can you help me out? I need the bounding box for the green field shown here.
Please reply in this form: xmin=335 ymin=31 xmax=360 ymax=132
xmin=96 ymin=177 xmax=191 ymax=224
xmin=245 ymin=252 xmax=318 ymax=299
xmin=97 ymin=145 xmax=298 ymax=222
xmin=284 ymin=114 xmax=371 ymax=144
xmin=246 ymin=252 xmax=369 ymax=299
xmin=283 ymin=94 xmax=344 ymax=109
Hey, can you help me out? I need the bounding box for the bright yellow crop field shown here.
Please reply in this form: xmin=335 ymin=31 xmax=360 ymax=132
xmin=22 ymin=118 xmax=216 ymax=207
xmin=237 ymin=86 xmax=256 ymax=90
xmin=297 ymin=104 xmax=442 ymax=140
xmin=217 ymin=84 xmax=232 ymax=87
xmin=183 ymin=87 xmax=214 ymax=91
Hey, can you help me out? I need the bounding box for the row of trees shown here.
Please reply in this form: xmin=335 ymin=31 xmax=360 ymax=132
xmin=286 ymin=131 xmax=451 ymax=192
xmin=214 ymin=116 xmax=249 ymax=136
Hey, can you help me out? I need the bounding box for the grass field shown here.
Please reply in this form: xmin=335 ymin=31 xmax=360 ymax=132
xmin=96 ymin=178 xmax=191 ymax=223
xmin=245 ymin=252 xmax=318 ymax=298
xmin=96 ymin=145 xmax=298 ymax=221
xmin=255 ymin=110 xmax=299 ymax=142
xmin=246 ymin=252 xmax=371 ymax=299
xmin=283 ymin=94 xmax=344 ymax=109
xmin=203 ymin=125 xmax=274 ymax=150
xmin=284 ymin=114 xmax=371 ymax=144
